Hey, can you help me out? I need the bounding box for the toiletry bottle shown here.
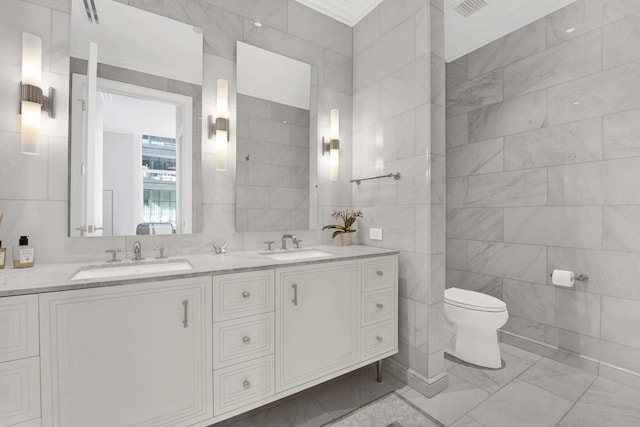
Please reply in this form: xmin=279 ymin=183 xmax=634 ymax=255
xmin=13 ymin=235 xmax=35 ymax=268
xmin=0 ymin=241 xmax=6 ymax=269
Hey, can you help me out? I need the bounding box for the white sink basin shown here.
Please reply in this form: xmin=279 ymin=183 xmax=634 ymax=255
xmin=71 ymin=259 xmax=194 ymax=280
xmin=259 ymin=249 xmax=333 ymax=261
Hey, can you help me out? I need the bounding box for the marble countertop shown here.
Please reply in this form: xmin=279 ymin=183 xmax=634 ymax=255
xmin=0 ymin=245 xmax=399 ymax=297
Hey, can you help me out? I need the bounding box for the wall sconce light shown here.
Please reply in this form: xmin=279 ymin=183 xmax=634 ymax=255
xmin=20 ymin=32 xmax=55 ymax=155
xmin=209 ymin=79 xmax=229 ymax=171
xmin=322 ymin=109 xmax=340 ymax=181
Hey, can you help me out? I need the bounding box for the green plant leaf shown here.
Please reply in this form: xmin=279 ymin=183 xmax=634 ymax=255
xmin=344 ymin=217 xmax=356 ymax=229
xmin=332 ymin=230 xmax=344 ymax=239
xmin=322 ymin=225 xmax=341 ymax=231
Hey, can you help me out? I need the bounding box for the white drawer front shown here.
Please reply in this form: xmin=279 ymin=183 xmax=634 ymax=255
xmin=362 ymin=256 xmax=395 ymax=290
xmin=213 ymin=313 xmax=274 ymax=368
xmin=0 ymin=357 xmax=41 ymax=426
xmin=362 ymin=320 xmax=396 ymax=360
xmin=0 ymin=295 xmax=39 ymax=363
xmin=362 ymin=289 xmax=395 ymax=326
xmin=213 ymin=356 xmax=274 ymax=415
xmin=213 ymin=270 xmax=274 ymax=322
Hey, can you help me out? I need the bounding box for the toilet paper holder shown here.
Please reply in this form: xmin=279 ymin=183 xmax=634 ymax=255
xmin=549 ymin=272 xmax=589 ymax=281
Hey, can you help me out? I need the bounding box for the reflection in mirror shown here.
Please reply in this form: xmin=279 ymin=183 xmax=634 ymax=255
xmin=68 ymin=0 xmax=203 ymax=237
xmin=235 ymin=42 xmax=315 ymax=232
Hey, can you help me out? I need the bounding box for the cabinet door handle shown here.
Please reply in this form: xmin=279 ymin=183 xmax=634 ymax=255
xmin=376 ymin=303 xmax=384 ymax=310
xmin=376 ymin=336 xmax=384 ymax=343
xmin=242 ymin=336 xmax=251 ymax=344
xmin=242 ymin=291 xmax=251 ymax=299
xmin=376 ymin=270 xmax=384 ymax=276
xmin=291 ymin=283 xmax=298 ymax=306
xmin=243 ymin=380 xmax=251 ymax=389
xmin=182 ymin=300 xmax=189 ymax=328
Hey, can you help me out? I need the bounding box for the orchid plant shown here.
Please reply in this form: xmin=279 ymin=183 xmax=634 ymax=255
xmin=322 ymin=209 xmax=363 ymax=239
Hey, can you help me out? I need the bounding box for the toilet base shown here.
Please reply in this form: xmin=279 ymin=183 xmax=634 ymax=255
xmin=445 ymin=323 xmax=502 ymax=369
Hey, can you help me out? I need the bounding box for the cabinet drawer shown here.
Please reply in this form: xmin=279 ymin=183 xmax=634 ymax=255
xmin=362 ymin=320 xmax=396 ymax=360
xmin=213 ymin=313 xmax=274 ymax=368
xmin=0 ymin=357 xmax=41 ymax=426
xmin=213 ymin=356 xmax=274 ymax=415
xmin=362 ymin=256 xmax=395 ymax=290
xmin=362 ymin=288 xmax=395 ymax=326
xmin=213 ymin=270 xmax=274 ymax=322
xmin=0 ymin=294 xmax=39 ymax=363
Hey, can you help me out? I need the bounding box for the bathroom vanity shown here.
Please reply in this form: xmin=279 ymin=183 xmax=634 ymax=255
xmin=0 ymin=246 xmax=397 ymax=427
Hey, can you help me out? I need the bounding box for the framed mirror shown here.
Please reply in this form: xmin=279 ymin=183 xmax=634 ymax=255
xmin=235 ymin=42 xmax=316 ymax=232
xmin=68 ymin=0 xmax=203 ymax=237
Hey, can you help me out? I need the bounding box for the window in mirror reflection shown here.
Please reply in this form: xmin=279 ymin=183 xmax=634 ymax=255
xmin=70 ymin=76 xmax=192 ymax=237
xmin=141 ymin=135 xmax=177 ymax=232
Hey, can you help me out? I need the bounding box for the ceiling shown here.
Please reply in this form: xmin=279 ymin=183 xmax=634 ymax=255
xmin=295 ymin=0 xmax=577 ymax=62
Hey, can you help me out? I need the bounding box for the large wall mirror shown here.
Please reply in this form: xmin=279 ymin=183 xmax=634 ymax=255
xmin=68 ymin=0 xmax=203 ymax=237
xmin=235 ymin=42 xmax=316 ymax=232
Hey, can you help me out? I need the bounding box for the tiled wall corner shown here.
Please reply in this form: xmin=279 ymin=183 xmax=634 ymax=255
xmin=353 ymin=0 xmax=446 ymax=388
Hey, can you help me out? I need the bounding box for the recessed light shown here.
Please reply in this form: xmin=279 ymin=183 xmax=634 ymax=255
xmin=566 ymin=27 xmax=576 ymax=33
xmin=282 ymin=120 xmax=288 ymax=124
xmin=254 ymin=21 xmax=262 ymax=27
xmin=573 ymin=101 xmax=581 ymax=105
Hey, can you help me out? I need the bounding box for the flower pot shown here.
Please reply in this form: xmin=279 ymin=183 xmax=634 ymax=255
xmin=339 ymin=232 xmax=353 ymax=246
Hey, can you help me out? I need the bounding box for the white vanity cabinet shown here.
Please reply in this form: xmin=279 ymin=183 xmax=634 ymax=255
xmin=275 ymin=260 xmax=360 ymax=393
xmin=38 ymin=277 xmax=213 ymax=427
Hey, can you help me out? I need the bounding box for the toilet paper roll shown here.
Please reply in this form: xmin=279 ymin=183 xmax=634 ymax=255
xmin=552 ymin=269 xmax=575 ymax=287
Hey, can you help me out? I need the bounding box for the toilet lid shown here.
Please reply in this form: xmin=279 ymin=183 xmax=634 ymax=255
xmin=445 ymin=287 xmax=506 ymax=312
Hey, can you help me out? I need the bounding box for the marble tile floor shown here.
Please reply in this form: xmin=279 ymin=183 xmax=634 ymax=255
xmin=217 ymin=343 xmax=640 ymax=427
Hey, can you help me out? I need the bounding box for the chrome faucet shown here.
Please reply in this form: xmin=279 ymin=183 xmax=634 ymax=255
xmin=133 ymin=241 xmax=144 ymax=261
xmin=281 ymin=234 xmax=296 ymax=250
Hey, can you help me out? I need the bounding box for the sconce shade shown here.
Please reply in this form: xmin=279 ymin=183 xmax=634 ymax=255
xmin=22 ymin=33 xmax=41 ymax=86
xmin=21 ymin=33 xmax=43 ymax=155
xmin=329 ymin=109 xmax=340 ymax=181
xmin=217 ymin=79 xmax=228 ymax=118
xmin=212 ymin=78 xmax=229 ymax=171
xmin=21 ymin=101 xmax=41 ymax=155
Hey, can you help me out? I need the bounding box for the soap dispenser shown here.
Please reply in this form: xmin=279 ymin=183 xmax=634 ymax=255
xmin=13 ymin=235 xmax=35 ymax=268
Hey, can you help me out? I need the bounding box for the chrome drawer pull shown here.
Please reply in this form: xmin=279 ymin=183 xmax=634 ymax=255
xmin=242 ymin=291 xmax=251 ymax=299
xmin=376 ymin=270 xmax=384 ymax=276
xmin=376 ymin=303 xmax=384 ymax=310
xmin=243 ymin=380 xmax=251 ymax=389
xmin=242 ymin=336 xmax=251 ymax=344
xmin=376 ymin=336 xmax=384 ymax=343
xmin=182 ymin=300 xmax=189 ymax=328
xmin=292 ymin=283 xmax=298 ymax=306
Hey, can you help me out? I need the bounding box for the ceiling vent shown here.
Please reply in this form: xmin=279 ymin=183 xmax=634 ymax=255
xmin=453 ymin=0 xmax=488 ymax=18
xmin=82 ymin=0 xmax=100 ymax=24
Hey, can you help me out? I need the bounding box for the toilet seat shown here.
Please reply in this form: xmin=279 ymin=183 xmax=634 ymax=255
xmin=445 ymin=287 xmax=506 ymax=313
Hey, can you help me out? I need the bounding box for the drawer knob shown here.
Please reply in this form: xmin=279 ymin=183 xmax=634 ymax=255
xmin=376 ymin=336 xmax=384 ymax=343
xmin=376 ymin=303 xmax=384 ymax=310
xmin=376 ymin=270 xmax=384 ymax=276
xmin=243 ymin=380 xmax=251 ymax=389
xmin=242 ymin=336 xmax=251 ymax=344
xmin=242 ymin=291 xmax=251 ymax=299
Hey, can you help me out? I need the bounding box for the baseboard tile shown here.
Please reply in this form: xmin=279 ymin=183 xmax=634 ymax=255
xmin=500 ymin=330 xmax=640 ymax=391
xmin=384 ymin=359 xmax=449 ymax=398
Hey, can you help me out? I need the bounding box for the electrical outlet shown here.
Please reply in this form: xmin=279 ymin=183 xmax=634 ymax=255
xmin=369 ymin=228 xmax=383 ymax=240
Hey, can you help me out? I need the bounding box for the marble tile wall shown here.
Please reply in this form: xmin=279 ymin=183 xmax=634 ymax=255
xmin=236 ymin=94 xmax=310 ymax=232
xmin=445 ymin=0 xmax=640 ymax=375
xmin=353 ymin=0 xmax=447 ymax=394
xmin=0 ymin=0 xmax=352 ymax=262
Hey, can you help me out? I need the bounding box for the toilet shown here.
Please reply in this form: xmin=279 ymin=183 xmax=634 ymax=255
xmin=444 ymin=287 xmax=508 ymax=369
